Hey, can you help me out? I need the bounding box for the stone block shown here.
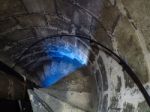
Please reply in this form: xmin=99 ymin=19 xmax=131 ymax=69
xmin=114 ymin=16 xmax=149 ymax=83
xmin=72 ymin=10 xmax=92 ymax=31
xmin=123 ymin=103 xmax=134 ymax=112
xmin=0 ymin=0 xmax=26 ymax=18
xmin=35 ymin=28 xmax=58 ymax=37
xmin=22 ymin=0 xmax=55 ymax=14
xmin=45 ymin=15 xmax=70 ymax=31
xmin=57 ymin=0 xmax=75 ymax=20
xmin=16 ymin=15 xmax=47 ymax=28
xmin=122 ymin=0 xmax=150 ymax=53
xmin=100 ymin=0 xmax=120 ymax=33
xmin=74 ymin=0 xmax=103 ymax=17
xmin=109 ymin=97 xmax=120 ymax=111
xmin=4 ymin=29 xmax=34 ymax=41
xmin=0 ymin=17 xmax=17 ymax=33
xmin=94 ymin=22 xmax=113 ymax=50
xmin=137 ymin=101 xmax=149 ymax=112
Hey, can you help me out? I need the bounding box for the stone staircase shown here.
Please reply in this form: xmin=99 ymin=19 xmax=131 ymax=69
xmin=28 ymin=69 xmax=97 ymax=112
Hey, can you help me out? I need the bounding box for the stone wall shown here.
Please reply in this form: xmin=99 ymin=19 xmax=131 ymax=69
xmin=93 ymin=0 xmax=150 ymax=111
xmin=0 ymin=0 xmax=150 ymax=111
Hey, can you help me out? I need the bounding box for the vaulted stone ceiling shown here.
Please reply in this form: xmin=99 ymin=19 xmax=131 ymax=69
xmin=0 ymin=0 xmax=150 ymax=111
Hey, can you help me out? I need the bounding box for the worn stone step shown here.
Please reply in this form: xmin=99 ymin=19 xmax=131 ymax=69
xmin=28 ymin=90 xmax=50 ymax=112
xmin=39 ymin=88 xmax=93 ymax=112
xmin=29 ymin=89 xmax=86 ymax=112
xmin=47 ymin=67 xmax=94 ymax=92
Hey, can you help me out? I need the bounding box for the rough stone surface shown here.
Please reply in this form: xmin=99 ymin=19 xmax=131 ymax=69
xmin=3 ymin=29 xmax=34 ymax=41
xmin=40 ymin=89 xmax=93 ymax=112
xmin=97 ymin=56 xmax=108 ymax=91
xmin=123 ymin=103 xmax=134 ymax=112
xmin=114 ymin=16 xmax=148 ymax=83
xmin=137 ymin=101 xmax=150 ymax=112
xmin=0 ymin=0 xmax=26 ymax=18
xmin=0 ymin=17 xmax=17 ymax=33
xmin=94 ymin=22 xmax=113 ymax=50
xmin=0 ymin=0 xmax=150 ymax=112
xmin=16 ymin=15 xmax=47 ymax=28
xmin=45 ymin=15 xmax=70 ymax=31
xmin=22 ymin=0 xmax=55 ymax=14
xmin=100 ymin=0 xmax=120 ymax=33
xmin=30 ymin=89 xmax=85 ymax=112
xmin=102 ymin=94 xmax=108 ymax=112
xmin=122 ymin=0 xmax=150 ymax=52
xmin=49 ymin=71 xmax=94 ymax=92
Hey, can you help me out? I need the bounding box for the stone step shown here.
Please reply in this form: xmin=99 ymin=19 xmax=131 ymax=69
xmin=28 ymin=90 xmax=51 ymax=112
xmin=29 ymin=89 xmax=86 ymax=112
xmin=39 ymin=88 xmax=93 ymax=112
xmin=48 ymin=68 xmax=94 ymax=92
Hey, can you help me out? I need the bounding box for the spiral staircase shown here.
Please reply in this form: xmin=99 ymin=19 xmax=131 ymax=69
xmin=1 ymin=0 xmax=150 ymax=111
xmin=28 ymin=69 xmax=97 ymax=112
xmin=17 ymin=36 xmax=99 ymax=112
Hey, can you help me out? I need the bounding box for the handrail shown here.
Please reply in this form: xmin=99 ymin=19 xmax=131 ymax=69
xmin=13 ymin=34 xmax=150 ymax=107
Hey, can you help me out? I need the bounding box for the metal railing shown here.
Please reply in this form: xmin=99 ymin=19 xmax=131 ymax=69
xmin=11 ymin=34 xmax=150 ymax=107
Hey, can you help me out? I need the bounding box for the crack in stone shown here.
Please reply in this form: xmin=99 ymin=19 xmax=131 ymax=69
xmin=124 ymin=8 xmax=137 ymax=30
xmin=111 ymin=14 xmax=121 ymax=34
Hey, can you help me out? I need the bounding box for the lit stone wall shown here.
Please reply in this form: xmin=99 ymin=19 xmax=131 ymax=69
xmin=93 ymin=0 xmax=150 ymax=111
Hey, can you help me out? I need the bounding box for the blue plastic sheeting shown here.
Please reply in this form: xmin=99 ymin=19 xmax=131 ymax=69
xmin=41 ymin=44 xmax=88 ymax=87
